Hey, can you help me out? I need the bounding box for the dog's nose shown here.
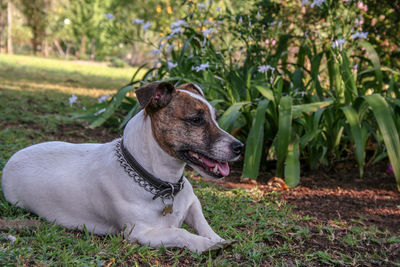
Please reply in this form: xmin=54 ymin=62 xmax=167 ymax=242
xmin=231 ymin=141 xmax=244 ymax=156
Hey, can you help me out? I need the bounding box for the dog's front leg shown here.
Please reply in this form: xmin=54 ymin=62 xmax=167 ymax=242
xmin=124 ymin=225 xmax=219 ymax=253
xmin=185 ymin=197 xmax=224 ymax=241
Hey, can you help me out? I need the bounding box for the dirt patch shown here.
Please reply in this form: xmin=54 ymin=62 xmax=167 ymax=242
xmin=211 ymin=163 xmax=400 ymax=235
xmin=1 ymin=120 xmax=118 ymax=144
xmin=55 ymin=123 xmax=118 ymax=143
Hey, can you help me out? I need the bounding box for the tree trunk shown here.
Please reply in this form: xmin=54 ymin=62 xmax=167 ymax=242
xmin=79 ymin=35 xmax=87 ymax=58
xmin=0 ymin=1 xmax=4 ymax=53
xmin=65 ymin=43 xmax=70 ymax=59
xmin=42 ymin=39 xmax=49 ymax=57
xmin=90 ymin=39 xmax=95 ymax=60
xmin=32 ymin=29 xmax=39 ymax=55
xmin=129 ymin=43 xmax=136 ymax=65
xmin=53 ymin=39 xmax=65 ymax=57
xmin=7 ymin=0 xmax=13 ymax=54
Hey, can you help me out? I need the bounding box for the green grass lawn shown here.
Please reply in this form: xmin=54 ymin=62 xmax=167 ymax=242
xmin=0 ymin=54 xmax=399 ymax=266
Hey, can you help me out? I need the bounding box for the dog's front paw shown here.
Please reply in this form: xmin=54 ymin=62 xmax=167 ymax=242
xmin=205 ymin=239 xmax=237 ymax=253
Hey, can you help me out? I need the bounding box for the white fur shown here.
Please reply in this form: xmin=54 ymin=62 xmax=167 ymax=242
xmin=2 ymin=110 xmax=225 ymax=253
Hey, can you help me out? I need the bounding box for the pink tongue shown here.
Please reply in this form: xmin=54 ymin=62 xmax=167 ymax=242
xmin=217 ymin=161 xmax=230 ymax=177
xmin=202 ymin=157 xmax=217 ymax=167
xmin=201 ymin=157 xmax=230 ymax=177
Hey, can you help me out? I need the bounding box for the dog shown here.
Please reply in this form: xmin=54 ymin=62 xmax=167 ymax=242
xmin=2 ymin=82 xmax=244 ymax=253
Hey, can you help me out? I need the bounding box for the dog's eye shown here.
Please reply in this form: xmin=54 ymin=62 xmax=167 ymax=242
xmin=189 ymin=116 xmax=204 ymax=126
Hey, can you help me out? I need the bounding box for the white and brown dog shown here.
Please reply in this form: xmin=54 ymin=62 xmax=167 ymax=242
xmin=2 ymin=82 xmax=243 ymax=253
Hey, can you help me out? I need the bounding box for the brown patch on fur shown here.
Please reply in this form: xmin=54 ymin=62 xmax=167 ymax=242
xmin=149 ymin=90 xmax=223 ymax=160
xmin=176 ymin=83 xmax=204 ymax=97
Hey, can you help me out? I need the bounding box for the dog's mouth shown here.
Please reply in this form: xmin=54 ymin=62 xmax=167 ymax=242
xmin=182 ymin=151 xmax=230 ymax=178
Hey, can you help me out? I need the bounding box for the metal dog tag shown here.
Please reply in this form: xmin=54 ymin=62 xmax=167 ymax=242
xmin=162 ymin=204 xmax=173 ymax=216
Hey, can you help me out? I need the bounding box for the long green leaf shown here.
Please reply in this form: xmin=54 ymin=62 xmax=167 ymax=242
xmin=130 ymin=63 xmax=147 ymax=82
xmin=292 ymin=69 xmax=304 ymax=91
xmin=284 ymin=137 xmax=300 ymax=188
xmin=119 ymin=102 xmax=141 ymax=129
xmin=218 ymin=102 xmax=248 ymax=133
xmin=364 ymin=94 xmax=400 ymax=191
xmin=242 ymin=100 xmax=270 ymax=179
xmin=359 ymin=41 xmax=383 ymax=91
xmin=292 ymin=100 xmax=333 ymax=118
xmin=310 ymin=52 xmax=324 ymax=100
xmin=341 ymin=106 xmax=366 ymax=177
xmin=255 ymin=85 xmax=274 ymax=101
xmin=340 ymin=51 xmax=358 ymax=101
xmin=90 ymin=83 xmax=136 ymax=128
xmin=276 ymin=96 xmax=292 ymax=177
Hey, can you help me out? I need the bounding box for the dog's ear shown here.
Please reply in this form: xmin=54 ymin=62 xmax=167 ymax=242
xmin=135 ymin=82 xmax=175 ymax=111
xmin=176 ymin=83 xmax=205 ymax=97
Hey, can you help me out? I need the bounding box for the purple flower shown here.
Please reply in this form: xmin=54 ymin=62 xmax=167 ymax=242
xmin=386 ymin=163 xmax=394 ymax=174
xmin=98 ymin=95 xmax=110 ymax=103
xmin=193 ymin=62 xmax=209 ymax=72
xmin=143 ymin=21 xmax=152 ymax=32
xmin=69 ymin=94 xmax=78 ymax=107
xmin=167 ymin=62 xmax=177 ymax=70
xmin=104 ymin=13 xmax=115 ymax=20
xmin=132 ymin=19 xmax=144 ymax=24
xmin=351 ymin=31 xmax=368 ymax=40
xmin=258 ymin=65 xmax=275 ymax=74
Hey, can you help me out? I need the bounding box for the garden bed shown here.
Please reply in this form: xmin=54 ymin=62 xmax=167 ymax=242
xmin=210 ymin=163 xmax=400 ymax=235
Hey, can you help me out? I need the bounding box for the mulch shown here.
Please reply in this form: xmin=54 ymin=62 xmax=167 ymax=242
xmin=210 ymin=162 xmax=400 ymax=235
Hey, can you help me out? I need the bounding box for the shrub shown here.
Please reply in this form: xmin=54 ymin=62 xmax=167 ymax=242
xmin=76 ymin=0 xmax=400 ymax=190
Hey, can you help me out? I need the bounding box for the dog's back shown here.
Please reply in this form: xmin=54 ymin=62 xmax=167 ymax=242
xmin=2 ymin=141 xmax=120 ymax=233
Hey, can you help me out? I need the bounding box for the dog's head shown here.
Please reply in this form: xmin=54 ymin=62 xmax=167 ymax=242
xmin=135 ymin=81 xmax=244 ymax=179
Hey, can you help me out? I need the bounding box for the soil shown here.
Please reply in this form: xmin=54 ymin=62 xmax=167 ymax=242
xmin=200 ymin=163 xmax=400 ymax=264
xmin=210 ymin=163 xmax=400 ymax=235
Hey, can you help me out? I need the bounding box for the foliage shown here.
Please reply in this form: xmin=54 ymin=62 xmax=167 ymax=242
xmin=63 ymin=0 xmax=109 ymax=58
xmin=80 ymin=0 xmax=400 ymax=190
xmin=17 ymin=0 xmax=51 ymax=54
xmin=361 ymin=0 xmax=400 ymax=68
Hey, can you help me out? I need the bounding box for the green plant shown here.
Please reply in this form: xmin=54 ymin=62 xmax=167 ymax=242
xmin=78 ymin=0 xmax=400 ymax=190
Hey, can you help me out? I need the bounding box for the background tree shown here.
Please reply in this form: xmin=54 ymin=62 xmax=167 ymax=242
xmin=18 ymin=0 xmax=50 ymax=55
xmin=6 ymin=0 xmax=12 ymax=54
xmin=63 ymin=0 xmax=109 ymax=59
xmin=0 ymin=0 xmax=6 ymax=53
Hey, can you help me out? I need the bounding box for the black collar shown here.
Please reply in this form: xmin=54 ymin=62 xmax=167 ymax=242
xmin=119 ymin=138 xmax=185 ymax=200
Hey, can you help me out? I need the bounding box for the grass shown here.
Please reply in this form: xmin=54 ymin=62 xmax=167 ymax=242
xmin=0 ymin=54 xmax=399 ymax=266
xmin=0 ymin=54 xmax=141 ymax=90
